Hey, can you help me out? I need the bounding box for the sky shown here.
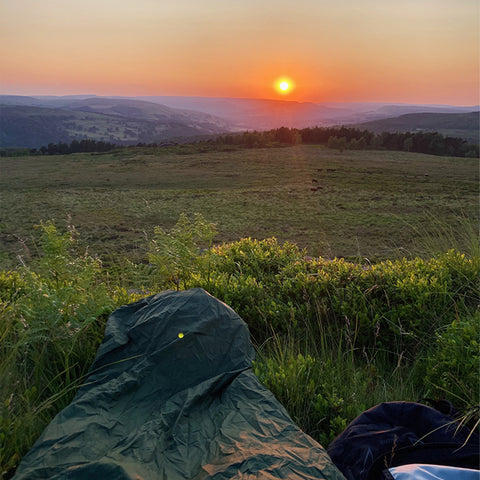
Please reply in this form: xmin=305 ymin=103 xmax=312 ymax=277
xmin=1 ymin=0 xmax=479 ymax=105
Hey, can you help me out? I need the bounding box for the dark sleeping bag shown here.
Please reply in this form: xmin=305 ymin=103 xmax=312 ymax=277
xmin=13 ymin=288 xmax=345 ymax=480
xmin=327 ymin=401 xmax=480 ymax=480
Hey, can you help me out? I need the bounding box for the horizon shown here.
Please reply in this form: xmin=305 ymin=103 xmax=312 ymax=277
xmin=1 ymin=92 xmax=479 ymax=109
xmin=1 ymin=1 xmax=479 ymax=105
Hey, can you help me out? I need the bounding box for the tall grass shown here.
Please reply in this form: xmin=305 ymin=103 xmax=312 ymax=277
xmin=253 ymin=319 xmax=421 ymax=445
xmin=404 ymin=211 xmax=480 ymax=260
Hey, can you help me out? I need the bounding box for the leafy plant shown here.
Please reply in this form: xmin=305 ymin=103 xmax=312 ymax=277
xmin=0 ymin=221 xmax=114 ymax=477
xmin=1 ymin=218 xmax=478 ymax=476
xmin=196 ymin=240 xmax=478 ymax=360
xmin=254 ymin=349 xmax=354 ymax=445
xmin=424 ymin=311 xmax=480 ymax=410
xmin=252 ymin=329 xmax=418 ymax=446
xmin=147 ymin=213 xmax=216 ymax=290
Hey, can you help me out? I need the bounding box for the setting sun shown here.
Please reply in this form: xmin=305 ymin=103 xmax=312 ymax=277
xmin=275 ymin=78 xmax=295 ymax=96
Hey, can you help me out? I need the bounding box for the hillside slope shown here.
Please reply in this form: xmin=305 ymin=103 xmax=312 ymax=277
xmin=0 ymin=97 xmax=233 ymax=148
xmin=143 ymin=96 xmax=479 ymax=130
xmin=2 ymin=95 xmax=478 ymax=147
xmin=353 ymin=111 xmax=479 ymax=144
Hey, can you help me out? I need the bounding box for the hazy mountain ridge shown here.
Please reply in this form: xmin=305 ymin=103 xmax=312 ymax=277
xmin=138 ymin=96 xmax=338 ymax=130
xmin=0 ymin=96 xmax=234 ymax=148
xmin=353 ymin=111 xmax=480 ymax=144
xmin=1 ymin=95 xmax=478 ymax=148
xmin=138 ymin=96 xmax=479 ymax=130
xmin=63 ymin=97 xmax=231 ymax=128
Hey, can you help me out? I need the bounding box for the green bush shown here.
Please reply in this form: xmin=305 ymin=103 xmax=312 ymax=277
xmin=0 ymin=270 xmax=25 ymax=303
xmin=254 ymin=350 xmax=358 ymax=445
xmin=424 ymin=311 xmax=480 ymax=409
xmin=196 ymin=241 xmax=478 ymax=361
xmin=1 ymin=217 xmax=478 ymax=475
xmin=148 ymin=213 xmax=216 ymax=290
xmin=0 ymin=221 xmax=115 ymax=476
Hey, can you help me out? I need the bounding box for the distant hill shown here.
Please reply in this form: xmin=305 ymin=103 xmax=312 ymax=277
xmin=138 ymin=96 xmax=338 ymax=130
xmin=141 ymin=96 xmax=479 ymax=131
xmin=1 ymin=95 xmax=478 ymax=148
xmin=0 ymin=96 xmax=233 ymax=148
xmin=353 ymin=111 xmax=480 ymax=144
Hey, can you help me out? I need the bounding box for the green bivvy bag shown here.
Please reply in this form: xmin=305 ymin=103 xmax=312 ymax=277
xmin=14 ymin=288 xmax=345 ymax=480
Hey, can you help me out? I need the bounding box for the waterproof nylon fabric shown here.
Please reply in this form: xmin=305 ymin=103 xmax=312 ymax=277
xmin=388 ymin=464 xmax=480 ymax=480
xmin=14 ymin=288 xmax=345 ymax=480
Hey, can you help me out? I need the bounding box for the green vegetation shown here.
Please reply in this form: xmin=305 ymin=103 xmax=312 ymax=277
xmin=1 ymin=214 xmax=479 ymax=477
xmin=148 ymin=213 xmax=217 ymax=290
xmin=0 ymin=222 xmax=115 ymax=476
xmin=1 ymin=145 xmax=478 ymax=270
xmin=2 ymin=124 xmax=478 ymax=158
xmin=0 ymin=144 xmax=478 ymax=477
xmin=0 ymin=105 xmax=146 ymax=148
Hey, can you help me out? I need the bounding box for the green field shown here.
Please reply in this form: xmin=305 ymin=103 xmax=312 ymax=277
xmin=1 ymin=144 xmax=479 ymax=477
xmin=1 ymin=145 xmax=477 ymax=267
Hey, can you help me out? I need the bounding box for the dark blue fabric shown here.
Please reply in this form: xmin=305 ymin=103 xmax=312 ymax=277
xmin=327 ymin=401 xmax=480 ymax=480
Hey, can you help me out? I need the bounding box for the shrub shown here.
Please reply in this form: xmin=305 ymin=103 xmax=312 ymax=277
xmin=254 ymin=350 xmax=357 ymax=445
xmin=148 ymin=213 xmax=217 ymax=290
xmin=424 ymin=311 xmax=480 ymax=409
xmin=1 ymin=218 xmax=478 ymax=474
xmin=197 ymin=242 xmax=479 ymax=363
xmin=0 ymin=221 xmax=115 ymax=476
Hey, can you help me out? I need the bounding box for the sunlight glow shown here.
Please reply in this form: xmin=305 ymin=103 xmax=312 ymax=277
xmin=275 ymin=77 xmax=295 ymax=96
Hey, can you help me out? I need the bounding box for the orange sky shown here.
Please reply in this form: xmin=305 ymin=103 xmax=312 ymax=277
xmin=1 ymin=0 xmax=479 ymax=105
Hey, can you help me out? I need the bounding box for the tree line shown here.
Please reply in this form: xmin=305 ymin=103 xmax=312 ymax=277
xmin=1 ymin=126 xmax=478 ymax=158
xmin=36 ymin=139 xmax=118 ymax=155
xmin=0 ymin=139 xmax=118 ymax=156
xmin=213 ymin=126 xmax=479 ymax=157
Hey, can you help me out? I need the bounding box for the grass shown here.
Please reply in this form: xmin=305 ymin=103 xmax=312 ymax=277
xmin=0 ymin=145 xmax=478 ymax=477
xmin=253 ymin=315 xmax=422 ymax=444
xmin=0 ymin=145 xmax=478 ymax=268
xmin=2 ymin=226 xmax=478 ymax=478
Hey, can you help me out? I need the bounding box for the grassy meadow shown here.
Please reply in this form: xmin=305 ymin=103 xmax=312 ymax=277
xmin=0 ymin=145 xmax=478 ymax=268
xmin=0 ymin=144 xmax=479 ymax=477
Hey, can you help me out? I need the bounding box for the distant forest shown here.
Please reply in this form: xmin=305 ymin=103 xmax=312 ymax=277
xmin=226 ymin=126 xmax=479 ymax=157
xmin=1 ymin=126 xmax=478 ymax=158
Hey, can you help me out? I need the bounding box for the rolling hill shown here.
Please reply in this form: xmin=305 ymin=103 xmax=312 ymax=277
xmin=1 ymin=95 xmax=478 ymax=148
xmin=141 ymin=96 xmax=479 ymax=131
xmin=139 ymin=96 xmax=338 ymax=130
xmin=353 ymin=111 xmax=480 ymax=144
xmin=0 ymin=96 xmax=233 ymax=148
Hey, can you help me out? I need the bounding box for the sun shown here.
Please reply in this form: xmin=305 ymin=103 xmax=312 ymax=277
xmin=275 ymin=77 xmax=295 ymax=95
